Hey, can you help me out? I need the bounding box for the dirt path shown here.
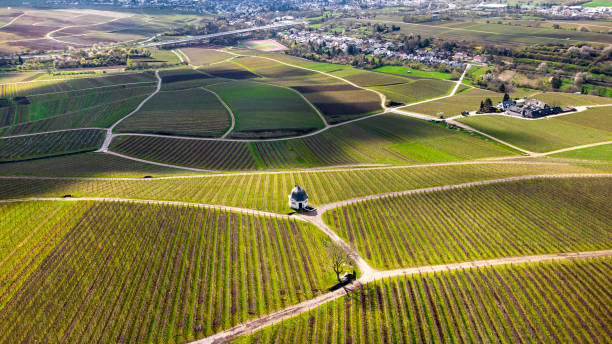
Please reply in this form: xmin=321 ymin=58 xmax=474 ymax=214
xmin=316 ymin=173 xmax=612 ymax=213
xmin=0 ymin=196 xmax=295 ymax=220
xmin=193 ymin=249 xmax=612 ymax=344
xmin=97 ymin=70 xmax=161 ymax=152
xmin=0 ymin=13 xmax=25 ymax=29
xmin=201 ymin=87 xmax=236 ymax=138
xmin=540 ymin=141 xmax=612 ymax=156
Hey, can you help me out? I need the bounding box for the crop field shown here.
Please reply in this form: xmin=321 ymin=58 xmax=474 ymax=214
xmin=458 ymin=106 xmax=612 ymax=152
xmin=403 ymin=87 xmax=500 ymax=117
xmin=0 ymin=162 xmax=606 ymax=213
xmin=242 ymin=39 xmax=287 ymax=52
xmin=206 ymin=80 xmax=325 ymax=138
xmin=110 ymin=135 xmax=257 ymax=170
xmin=115 ymin=88 xmax=231 ymax=137
xmin=0 ymin=200 xmax=337 ymax=343
xmin=325 ymin=177 xmax=612 ymax=269
xmin=0 ymin=129 xmax=104 ymax=162
xmin=0 ymin=152 xmax=189 ymax=177
xmin=180 ymin=48 xmax=234 ymax=66
xmin=371 ymin=79 xmax=454 ymax=105
xmin=236 ymin=258 xmax=612 ymax=344
xmin=552 ymin=143 xmax=612 ymax=161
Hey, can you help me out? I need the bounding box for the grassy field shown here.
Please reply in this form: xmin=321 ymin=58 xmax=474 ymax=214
xmin=325 ymin=177 xmax=612 ymax=269
xmin=242 ymin=39 xmax=286 ymax=51
xmin=458 ymin=106 xmax=612 ymax=152
xmin=0 ymin=200 xmax=338 ymax=343
xmin=552 ymin=143 xmax=612 ymax=161
xmin=115 ymin=88 xmax=231 ymax=137
xmin=581 ymin=0 xmax=612 ymax=6
xmin=403 ymin=88 xmax=499 ymax=117
xmin=0 ymin=152 xmax=190 ymax=177
xmin=0 ymin=162 xmax=607 ymax=213
xmin=0 ymin=129 xmax=104 ymax=162
xmin=371 ymin=79 xmax=454 ymax=105
xmin=236 ymin=258 xmax=612 ymax=344
xmin=206 ymin=80 xmax=325 ymax=138
xmin=374 ymin=65 xmax=453 ymax=80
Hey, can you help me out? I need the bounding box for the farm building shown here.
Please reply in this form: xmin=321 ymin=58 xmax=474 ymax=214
xmin=289 ymin=185 xmax=308 ymax=210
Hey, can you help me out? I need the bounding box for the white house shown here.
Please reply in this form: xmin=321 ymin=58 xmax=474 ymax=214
xmin=288 ymin=185 xmax=308 ymax=210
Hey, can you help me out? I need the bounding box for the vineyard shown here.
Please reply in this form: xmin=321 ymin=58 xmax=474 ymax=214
xmin=0 ymin=129 xmax=105 ymax=162
xmin=205 ymin=80 xmax=325 ymax=138
xmin=109 ymin=114 xmax=515 ymax=171
xmin=0 ymin=85 xmax=155 ymax=136
xmin=0 ymin=152 xmax=189 ymax=177
xmin=110 ymin=135 xmax=257 ymax=170
xmin=458 ymin=106 xmax=612 ymax=152
xmin=0 ymin=163 xmax=607 ymax=212
xmin=324 ymin=177 xmax=612 ymax=269
xmin=0 ymin=72 xmax=156 ymax=98
xmin=115 ymin=88 xmax=231 ymax=137
xmin=0 ymin=200 xmax=338 ymax=343
xmin=236 ymin=258 xmax=612 ymax=344
xmin=219 ymin=56 xmax=384 ymax=124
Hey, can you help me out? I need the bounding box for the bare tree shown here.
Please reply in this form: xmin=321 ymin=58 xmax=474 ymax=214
xmin=323 ymin=240 xmax=354 ymax=282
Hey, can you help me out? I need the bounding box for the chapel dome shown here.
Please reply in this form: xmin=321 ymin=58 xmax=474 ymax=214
xmin=290 ymin=185 xmax=308 ymax=202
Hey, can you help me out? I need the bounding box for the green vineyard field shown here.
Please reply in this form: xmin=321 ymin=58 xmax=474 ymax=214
xmin=0 ymin=201 xmax=337 ymax=343
xmin=0 ymin=129 xmax=105 ymax=162
xmin=236 ymin=258 xmax=612 ymax=344
xmin=324 ymin=177 xmax=612 ymax=269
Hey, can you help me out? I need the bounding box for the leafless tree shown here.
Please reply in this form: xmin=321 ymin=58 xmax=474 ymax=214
xmin=323 ymin=240 xmax=354 ymax=282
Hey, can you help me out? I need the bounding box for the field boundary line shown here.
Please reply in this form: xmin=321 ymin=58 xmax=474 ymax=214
xmin=104 ymin=150 xmax=219 ymax=172
xmin=98 ymin=70 xmax=162 ymax=152
xmin=200 ymin=87 xmax=235 ymax=138
xmin=0 ymin=160 xmax=575 ymax=180
xmin=316 ymin=173 xmax=612 ymax=213
xmin=0 ymin=127 xmax=106 ymax=139
xmin=0 ymin=197 xmax=302 ymax=221
xmin=191 ymin=249 xmax=612 ymax=344
xmin=172 ymin=49 xmax=185 ymax=64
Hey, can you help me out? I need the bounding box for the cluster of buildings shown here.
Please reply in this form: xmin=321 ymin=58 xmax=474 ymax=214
xmin=497 ymin=98 xmax=572 ymax=119
xmin=279 ymin=30 xmax=471 ymax=67
xmin=470 ymin=2 xmax=611 ymax=18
